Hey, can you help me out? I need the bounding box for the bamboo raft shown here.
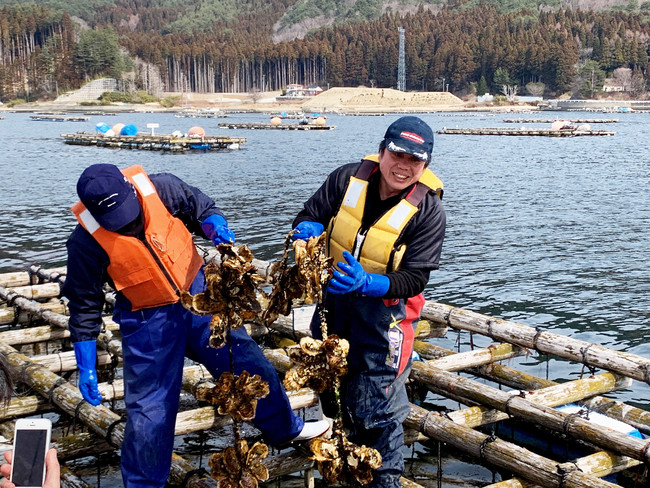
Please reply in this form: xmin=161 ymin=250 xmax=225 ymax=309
xmin=1 ymin=253 xmax=649 ymax=488
xmin=31 ymin=115 xmax=90 ymax=122
xmin=60 ymin=132 xmax=247 ymax=152
xmin=217 ymin=122 xmax=335 ymax=130
xmin=437 ymin=127 xmax=616 ymax=137
xmin=502 ymin=119 xmax=619 ymax=124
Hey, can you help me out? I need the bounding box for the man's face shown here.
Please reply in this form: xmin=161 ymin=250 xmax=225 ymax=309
xmin=378 ymin=149 xmax=426 ymax=199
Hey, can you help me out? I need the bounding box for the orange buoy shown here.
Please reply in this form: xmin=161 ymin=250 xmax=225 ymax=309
xmin=188 ymin=126 xmax=205 ymax=137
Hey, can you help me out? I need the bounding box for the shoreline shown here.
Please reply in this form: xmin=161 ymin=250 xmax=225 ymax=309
xmin=1 ymin=87 xmax=541 ymax=114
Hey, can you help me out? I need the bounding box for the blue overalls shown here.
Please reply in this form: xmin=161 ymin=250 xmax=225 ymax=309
xmin=312 ymin=292 xmax=423 ymax=488
xmin=115 ymin=268 xmax=303 ymax=488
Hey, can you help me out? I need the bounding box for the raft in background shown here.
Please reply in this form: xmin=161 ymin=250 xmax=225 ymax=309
xmin=218 ymin=115 xmax=334 ymax=130
xmin=502 ymin=118 xmax=619 ymax=124
xmin=60 ymin=131 xmax=247 ymax=152
xmin=1 ymin=253 xmax=650 ymax=488
xmin=31 ymin=115 xmax=90 ymax=122
xmin=437 ymin=127 xmax=616 ymax=137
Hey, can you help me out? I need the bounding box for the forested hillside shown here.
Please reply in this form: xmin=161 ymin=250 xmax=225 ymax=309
xmin=0 ymin=0 xmax=649 ymax=103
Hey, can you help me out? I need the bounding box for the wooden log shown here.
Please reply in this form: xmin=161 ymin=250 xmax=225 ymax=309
xmin=0 ymin=299 xmax=68 ymax=325
xmin=475 ymin=362 xmax=650 ymax=435
xmin=425 ymin=343 xmax=523 ymax=371
xmin=485 ymin=451 xmax=641 ymax=488
xmin=9 ymin=283 xmax=61 ymax=300
xmin=421 ymin=302 xmax=650 ymax=384
xmin=0 ymin=285 xmax=69 ymax=328
xmin=61 ymin=467 xmax=95 ymax=488
xmin=405 ymin=404 xmax=621 ymax=488
xmin=0 ymin=320 xmax=119 ymax=346
xmin=0 ymin=267 xmax=66 ymax=288
xmin=442 ymin=372 xmax=630 ymax=428
xmin=410 ymin=361 xmax=650 ymax=464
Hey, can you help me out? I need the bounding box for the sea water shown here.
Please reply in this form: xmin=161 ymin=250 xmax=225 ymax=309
xmin=0 ymin=109 xmax=648 ymax=486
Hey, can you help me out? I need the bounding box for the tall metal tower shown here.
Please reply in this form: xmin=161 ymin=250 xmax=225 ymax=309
xmin=397 ymin=27 xmax=406 ymax=91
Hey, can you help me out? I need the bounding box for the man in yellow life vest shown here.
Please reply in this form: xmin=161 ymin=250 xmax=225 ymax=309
xmin=292 ymin=116 xmax=446 ymax=488
xmin=62 ymin=164 xmax=329 ymax=488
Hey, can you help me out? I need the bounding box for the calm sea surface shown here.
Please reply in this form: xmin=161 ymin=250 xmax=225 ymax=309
xmin=1 ymin=109 xmax=649 ymax=485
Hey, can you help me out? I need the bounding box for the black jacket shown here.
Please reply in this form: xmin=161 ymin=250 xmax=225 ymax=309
xmin=293 ymin=161 xmax=446 ymax=298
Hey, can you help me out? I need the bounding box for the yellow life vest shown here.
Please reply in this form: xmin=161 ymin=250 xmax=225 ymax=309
xmin=327 ymin=155 xmax=443 ymax=274
xmin=71 ymin=165 xmax=203 ymax=310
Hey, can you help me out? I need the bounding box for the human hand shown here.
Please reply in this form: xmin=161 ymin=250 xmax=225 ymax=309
xmin=291 ymin=221 xmax=324 ymax=241
xmin=201 ymin=214 xmax=235 ymax=245
xmin=1 ymin=448 xmax=61 ymax=488
xmin=328 ymin=251 xmax=389 ymax=297
xmin=73 ymin=341 xmax=102 ymax=406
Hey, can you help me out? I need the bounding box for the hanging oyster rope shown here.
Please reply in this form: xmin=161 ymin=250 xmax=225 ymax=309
xmin=208 ymin=439 xmax=270 ymax=488
xmin=310 ymin=423 xmax=383 ymax=486
xmin=180 ymin=244 xmax=263 ymax=348
xmin=195 ymin=370 xmax=270 ymax=422
xmin=283 ymin=335 xmax=349 ymax=393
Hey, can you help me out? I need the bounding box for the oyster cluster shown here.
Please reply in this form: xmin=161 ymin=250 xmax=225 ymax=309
xmin=180 ymin=244 xmax=263 ymax=348
xmin=283 ymin=335 xmax=349 ymax=393
xmin=262 ymin=233 xmax=332 ymax=325
xmin=209 ymin=439 xmax=269 ymax=488
xmin=310 ymin=432 xmax=382 ymax=486
xmin=195 ymin=371 xmax=269 ymax=422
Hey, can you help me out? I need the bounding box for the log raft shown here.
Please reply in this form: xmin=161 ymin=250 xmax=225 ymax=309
xmin=60 ymin=132 xmax=247 ymax=152
xmin=437 ymin=127 xmax=616 ymax=136
xmin=31 ymin=115 xmax=90 ymax=122
xmin=217 ymin=122 xmax=335 ymax=130
xmin=0 ymin=261 xmax=648 ymax=488
xmin=502 ymin=118 xmax=619 ymax=124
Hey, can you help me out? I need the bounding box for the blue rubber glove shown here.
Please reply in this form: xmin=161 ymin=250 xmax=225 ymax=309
xmin=201 ymin=214 xmax=235 ymax=245
xmin=328 ymin=251 xmax=390 ymax=297
xmin=292 ymin=221 xmax=324 ymax=241
xmin=73 ymin=340 xmax=102 ymax=406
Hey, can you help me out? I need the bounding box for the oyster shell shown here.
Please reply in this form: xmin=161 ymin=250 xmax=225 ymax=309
xmin=195 ymin=371 xmax=269 ymax=422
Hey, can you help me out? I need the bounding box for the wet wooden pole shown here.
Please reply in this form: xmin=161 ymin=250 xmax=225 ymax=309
xmin=474 ymin=362 xmax=650 ymax=435
xmin=406 ymin=404 xmax=622 ymax=488
xmin=410 ymin=361 xmax=650 ymax=464
xmin=484 ymin=451 xmax=641 ymax=488
xmin=421 ymin=302 xmax=650 ymax=384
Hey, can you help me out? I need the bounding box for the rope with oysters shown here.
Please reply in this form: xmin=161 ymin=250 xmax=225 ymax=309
xmin=180 ymin=232 xmax=381 ymax=486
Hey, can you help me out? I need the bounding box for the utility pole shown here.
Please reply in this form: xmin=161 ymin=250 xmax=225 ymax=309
xmin=397 ymin=27 xmax=406 ymax=91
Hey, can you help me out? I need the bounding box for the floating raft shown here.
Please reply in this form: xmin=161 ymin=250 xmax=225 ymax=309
xmin=60 ymin=131 xmax=247 ymax=152
xmin=217 ymin=122 xmax=335 ymax=130
xmin=30 ymin=115 xmax=90 ymax=122
xmin=437 ymin=127 xmax=616 ymax=137
xmin=502 ymin=118 xmax=619 ymax=124
xmin=1 ymin=253 xmax=649 ymax=488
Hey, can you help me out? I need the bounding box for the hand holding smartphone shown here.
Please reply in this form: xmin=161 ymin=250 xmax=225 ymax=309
xmin=8 ymin=419 xmax=51 ymax=488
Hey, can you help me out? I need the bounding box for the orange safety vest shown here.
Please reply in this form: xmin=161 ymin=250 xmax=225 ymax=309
xmin=71 ymin=165 xmax=203 ymax=310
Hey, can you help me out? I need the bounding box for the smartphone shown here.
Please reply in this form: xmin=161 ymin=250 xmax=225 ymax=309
xmin=10 ymin=418 xmax=52 ymax=488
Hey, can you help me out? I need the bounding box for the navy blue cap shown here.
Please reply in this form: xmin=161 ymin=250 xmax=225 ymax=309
xmin=76 ymin=164 xmax=140 ymax=231
xmin=383 ymin=116 xmax=434 ymax=163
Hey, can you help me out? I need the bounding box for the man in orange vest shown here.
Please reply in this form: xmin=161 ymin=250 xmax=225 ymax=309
xmin=63 ymin=164 xmax=329 ymax=488
xmin=292 ymin=116 xmax=446 ymax=488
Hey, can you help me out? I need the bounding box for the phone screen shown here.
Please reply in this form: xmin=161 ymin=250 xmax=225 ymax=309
xmin=11 ymin=429 xmax=48 ymax=486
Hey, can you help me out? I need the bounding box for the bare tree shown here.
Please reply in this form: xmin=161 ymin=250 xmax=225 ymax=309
xmin=612 ymin=67 xmax=633 ymax=92
xmin=525 ymin=82 xmax=546 ymax=97
xmin=249 ymin=86 xmax=262 ymax=104
xmin=501 ymin=84 xmax=518 ymax=102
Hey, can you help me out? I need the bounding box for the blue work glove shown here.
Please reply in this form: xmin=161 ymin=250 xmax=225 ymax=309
xmin=73 ymin=340 xmax=103 ymax=406
xmin=292 ymin=221 xmax=324 ymax=241
xmin=201 ymin=214 xmax=235 ymax=245
xmin=328 ymin=251 xmax=390 ymax=297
